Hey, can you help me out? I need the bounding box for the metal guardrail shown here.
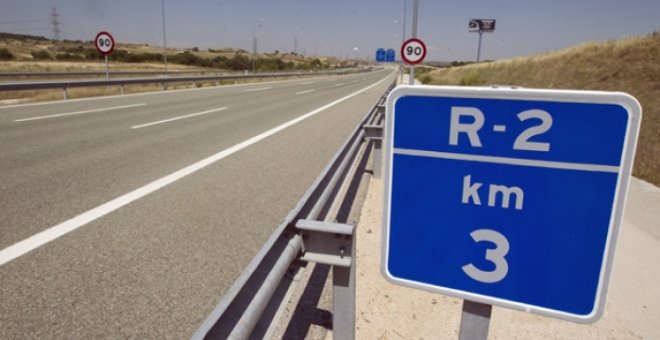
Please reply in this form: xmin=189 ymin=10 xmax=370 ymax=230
xmin=192 ymin=80 xmax=393 ymax=340
xmin=0 ymin=68 xmax=370 ymax=100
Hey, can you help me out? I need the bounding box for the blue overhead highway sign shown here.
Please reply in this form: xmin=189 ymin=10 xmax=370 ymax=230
xmin=382 ymin=85 xmax=641 ymax=323
xmin=376 ymin=48 xmax=386 ymax=62
xmin=386 ymin=49 xmax=396 ymax=62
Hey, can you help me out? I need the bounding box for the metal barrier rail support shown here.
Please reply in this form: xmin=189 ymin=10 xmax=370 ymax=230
xmin=192 ymin=80 xmax=394 ymax=340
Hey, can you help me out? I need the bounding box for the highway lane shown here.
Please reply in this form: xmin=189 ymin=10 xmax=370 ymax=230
xmin=0 ymin=71 xmax=381 ymax=249
xmin=0 ymin=69 xmax=396 ymax=338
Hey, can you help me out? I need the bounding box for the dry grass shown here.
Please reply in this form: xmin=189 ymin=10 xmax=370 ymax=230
xmin=426 ymin=32 xmax=660 ymax=186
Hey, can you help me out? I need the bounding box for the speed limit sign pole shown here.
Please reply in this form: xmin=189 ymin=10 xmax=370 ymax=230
xmin=104 ymin=55 xmax=109 ymax=79
xmin=400 ymin=38 xmax=427 ymax=85
xmin=95 ymin=31 xmax=115 ymax=79
xmin=400 ymin=0 xmax=424 ymax=85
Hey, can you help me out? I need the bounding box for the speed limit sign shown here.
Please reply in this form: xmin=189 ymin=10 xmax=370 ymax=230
xmin=400 ymin=38 xmax=427 ymax=65
xmin=94 ymin=31 xmax=115 ymax=56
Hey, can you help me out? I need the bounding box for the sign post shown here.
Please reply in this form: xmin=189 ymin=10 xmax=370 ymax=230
xmin=95 ymin=31 xmax=115 ymax=79
xmin=383 ymin=85 xmax=642 ymax=337
xmin=400 ymin=38 xmax=426 ymax=85
xmin=469 ymin=19 xmax=495 ymax=62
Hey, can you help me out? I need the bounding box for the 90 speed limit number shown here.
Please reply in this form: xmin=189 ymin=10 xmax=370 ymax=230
xmin=400 ymin=38 xmax=427 ymax=65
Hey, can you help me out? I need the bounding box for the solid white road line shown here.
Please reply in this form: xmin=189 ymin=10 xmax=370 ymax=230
xmin=131 ymin=106 xmax=228 ymax=129
xmin=14 ymin=103 xmax=147 ymax=122
xmin=334 ymin=83 xmax=345 ymax=86
xmin=295 ymin=89 xmax=316 ymax=95
xmin=244 ymin=86 xmax=272 ymax=92
xmin=0 ymin=74 xmax=392 ymax=267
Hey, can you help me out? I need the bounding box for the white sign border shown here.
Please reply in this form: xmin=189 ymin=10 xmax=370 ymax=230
xmin=381 ymin=85 xmax=642 ymax=324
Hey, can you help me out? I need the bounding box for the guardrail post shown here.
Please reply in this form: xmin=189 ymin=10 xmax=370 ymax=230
xmin=332 ymin=238 xmax=356 ymax=340
xmin=364 ymin=125 xmax=383 ymax=179
xmin=62 ymin=87 xmax=67 ymax=100
xmin=373 ymin=138 xmax=383 ymax=179
xmin=295 ymin=219 xmax=356 ymax=340
xmin=120 ymin=84 xmax=124 ymax=95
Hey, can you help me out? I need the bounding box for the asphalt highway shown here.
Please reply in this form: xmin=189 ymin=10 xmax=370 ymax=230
xmin=0 ymin=68 xmax=396 ymax=338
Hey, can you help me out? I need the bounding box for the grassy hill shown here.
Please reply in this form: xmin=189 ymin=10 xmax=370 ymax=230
xmin=422 ymin=32 xmax=660 ymax=186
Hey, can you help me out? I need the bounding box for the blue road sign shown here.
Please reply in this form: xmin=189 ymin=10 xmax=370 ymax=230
xmin=376 ymin=48 xmax=386 ymax=62
xmin=382 ymin=85 xmax=641 ymax=323
xmin=386 ymin=48 xmax=396 ymax=62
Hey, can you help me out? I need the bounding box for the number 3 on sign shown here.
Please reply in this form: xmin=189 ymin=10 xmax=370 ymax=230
xmin=462 ymin=229 xmax=509 ymax=283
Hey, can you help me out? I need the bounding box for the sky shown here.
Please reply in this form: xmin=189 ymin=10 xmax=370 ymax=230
xmin=1 ymin=0 xmax=659 ymax=62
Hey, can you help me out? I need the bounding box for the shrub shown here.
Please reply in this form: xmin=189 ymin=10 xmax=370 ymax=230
xmin=212 ymin=55 xmax=228 ymax=68
xmin=459 ymin=72 xmax=484 ymax=86
xmin=31 ymin=50 xmax=52 ymax=60
xmin=84 ymin=49 xmax=102 ymax=60
xmin=255 ymin=57 xmax=290 ymax=71
xmin=109 ymin=49 xmax=129 ymax=61
xmin=226 ymin=54 xmax=251 ymax=70
xmin=170 ymin=51 xmax=205 ymax=66
xmin=420 ymin=74 xmax=433 ymax=84
xmin=0 ymin=32 xmax=48 ymax=41
xmin=0 ymin=48 xmax=13 ymax=60
xmin=55 ymin=52 xmax=84 ymax=61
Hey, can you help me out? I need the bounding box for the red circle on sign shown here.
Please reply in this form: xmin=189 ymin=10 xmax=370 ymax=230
xmin=400 ymin=38 xmax=427 ymax=65
xmin=94 ymin=31 xmax=115 ymax=56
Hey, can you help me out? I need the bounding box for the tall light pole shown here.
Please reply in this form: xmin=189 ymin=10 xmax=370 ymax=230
xmin=161 ymin=0 xmax=168 ymax=74
xmin=293 ymin=30 xmax=303 ymax=54
xmin=294 ymin=35 xmax=298 ymax=54
xmin=252 ymin=19 xmax=264 ymax=72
